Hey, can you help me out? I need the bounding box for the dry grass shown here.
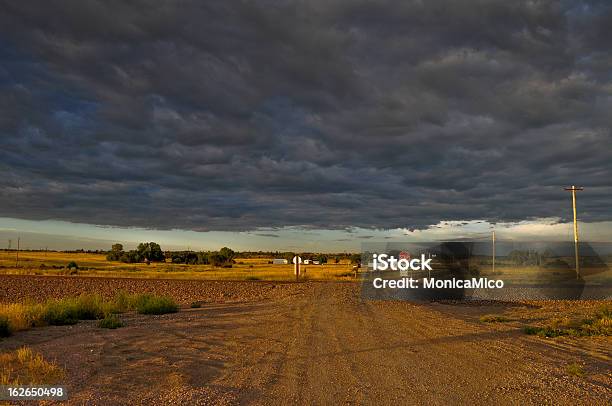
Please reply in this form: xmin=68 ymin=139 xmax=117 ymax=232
xmin=524 ymin=305 xmax=611 ymax=337
xmin=0 ymin=292 xmax=177 ymax=336
xmin=98 ymin=314 xmax=124 ymax=329
xmin=0 ymin=251 xmax=357 ymax=281
xmin=0 ymin=346 xmax=64 ymax=385
xmin=0 ymin=302 xmax=46 ymax=333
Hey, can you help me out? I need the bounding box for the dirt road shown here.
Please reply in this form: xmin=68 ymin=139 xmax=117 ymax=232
xmin=1 ymin=282 xmax=610 ymax=405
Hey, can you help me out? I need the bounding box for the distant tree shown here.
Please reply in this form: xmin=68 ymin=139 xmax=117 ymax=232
xmin=120 ymin=250 xmax=141 ymax=263
xmin=349 ymin=254 xmax=361 ymax=265
xmin=168 ymin=247 xmax=239 ymax=266
xmin=219 ymin=247 xmax=236 ymax=263
xmin=106 ymin=243 xmax=125 ymax=261
xmin=171 ymin=251 xmax=199 ymax=264
xmin=197 ymin=252 xmax=210 ymax=265
xmin=136 ymin=242 xmax=165 ymax=262
xmin=316 ymin=254 xmax=328 ymax=264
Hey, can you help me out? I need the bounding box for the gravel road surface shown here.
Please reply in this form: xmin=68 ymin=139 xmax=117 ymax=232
xmin=0 ymin=277 xmax=610 ymax=405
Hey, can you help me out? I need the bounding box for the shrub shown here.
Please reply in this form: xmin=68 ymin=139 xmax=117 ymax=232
xmin=66 ymin=261 xmax=79 ymax=269
xmin=190 ymin=302 xmax=202 ymax=308
xmin=113 ymin=291 xmax=131 ymax=313
xmin=0 ymin=316 xmax=10 ymax=338
xmin=98 ymin=314 xmax=124 ymax=329
xmin=43 ymin=295 xmax=105 ymax=325
xmin=43 ymin=300 xmax=80 ymax=325
xmin=132 ymin=294 xmax=178 ymax=315
xmin=74 ymin=295 xmax=106 ymax=320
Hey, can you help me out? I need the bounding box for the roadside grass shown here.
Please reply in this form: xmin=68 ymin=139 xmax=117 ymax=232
xmin=0 ymin=292 xmax=178 ymax=337
xmin=480 ymin=314 xmax=511 ymax=323
xmin=525 ymin=305 xmax=611 ymax=338
xmin=0 ymin=346 xmax=64 ymax=385
xmin=98 ymin=314 xmax=124 ymax=329
xmin=131 ymin=294 xmax=178 ymax=315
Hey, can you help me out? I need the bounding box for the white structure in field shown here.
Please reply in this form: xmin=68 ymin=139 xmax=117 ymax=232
xmin=303 ymin=259 xmax=311 ymax=264
xmin=273 ymin=258 xmax=288 ymax=265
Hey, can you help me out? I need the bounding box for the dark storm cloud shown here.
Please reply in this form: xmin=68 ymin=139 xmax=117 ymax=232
xmin=0 ymin=0 xmax=611 ymax=231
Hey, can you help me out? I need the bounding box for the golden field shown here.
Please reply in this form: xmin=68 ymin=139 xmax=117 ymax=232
xmin=0 ymin=250 xmax=356 ymax=281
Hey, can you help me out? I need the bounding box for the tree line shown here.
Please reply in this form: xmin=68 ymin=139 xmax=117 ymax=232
xmin=106 ymin=243 xmax=165 ymax=263
xmin=106 ymin=243 xmax=236 ymax=267
xmin=106 ymin=243 xmax=361 ymax=266
xmin=169 ymin=247 xmax=236 ymax=267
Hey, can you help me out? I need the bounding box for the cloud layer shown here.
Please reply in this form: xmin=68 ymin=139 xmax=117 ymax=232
xmin=1 ymin=0 xmax=611 ymax=231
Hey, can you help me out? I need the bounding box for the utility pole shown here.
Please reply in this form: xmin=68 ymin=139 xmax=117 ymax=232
xmin=8 ymin=239 xmax=11 ymax=250
xmin=492 ymin=230 xmax=495 ymax=274
xmin=16 ymin=237 xmax=20 ymax=267
xmin=564 ymin=186 xmax=583 ymax=279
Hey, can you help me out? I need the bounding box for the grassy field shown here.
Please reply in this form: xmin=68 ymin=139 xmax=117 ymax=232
xmin=0 ymin=250 xmax=357 ymax=281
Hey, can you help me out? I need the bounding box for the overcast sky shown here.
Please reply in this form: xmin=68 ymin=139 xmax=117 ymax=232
xmin=1 ymin=1 xmax=611 ymax=251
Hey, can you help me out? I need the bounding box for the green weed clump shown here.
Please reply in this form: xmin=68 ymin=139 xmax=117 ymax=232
xmin=131 ymin=294 xmax=178 ymax=315
xmin=525 ymin=306 xmax=611 ymax=338
xmin=98 ymin=314 xmax=124 ymax=329
xmin=43 ymin=295 xmax=106 ymax=325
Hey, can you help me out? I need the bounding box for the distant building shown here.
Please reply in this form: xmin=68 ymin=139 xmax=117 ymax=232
xmin=272 ymin=258 xmax=288 ymax=265
xmin=303 ymin=259 xmax=311 ymax=265
xmin=313 ymin=260 xmax=320 ymax=265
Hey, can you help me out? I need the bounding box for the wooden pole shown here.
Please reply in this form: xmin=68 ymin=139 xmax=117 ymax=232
xmin=492 ymin=230 xmax=495 ymax=274
xmin=16 ymin=237 xmax=20 ymax=267
xmin=564 ymin=186 xmax=583 ymax=279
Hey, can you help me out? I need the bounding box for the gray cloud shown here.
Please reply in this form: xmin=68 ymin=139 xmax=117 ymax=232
xmin=0 ymin=0 xmax=610 ymax=231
